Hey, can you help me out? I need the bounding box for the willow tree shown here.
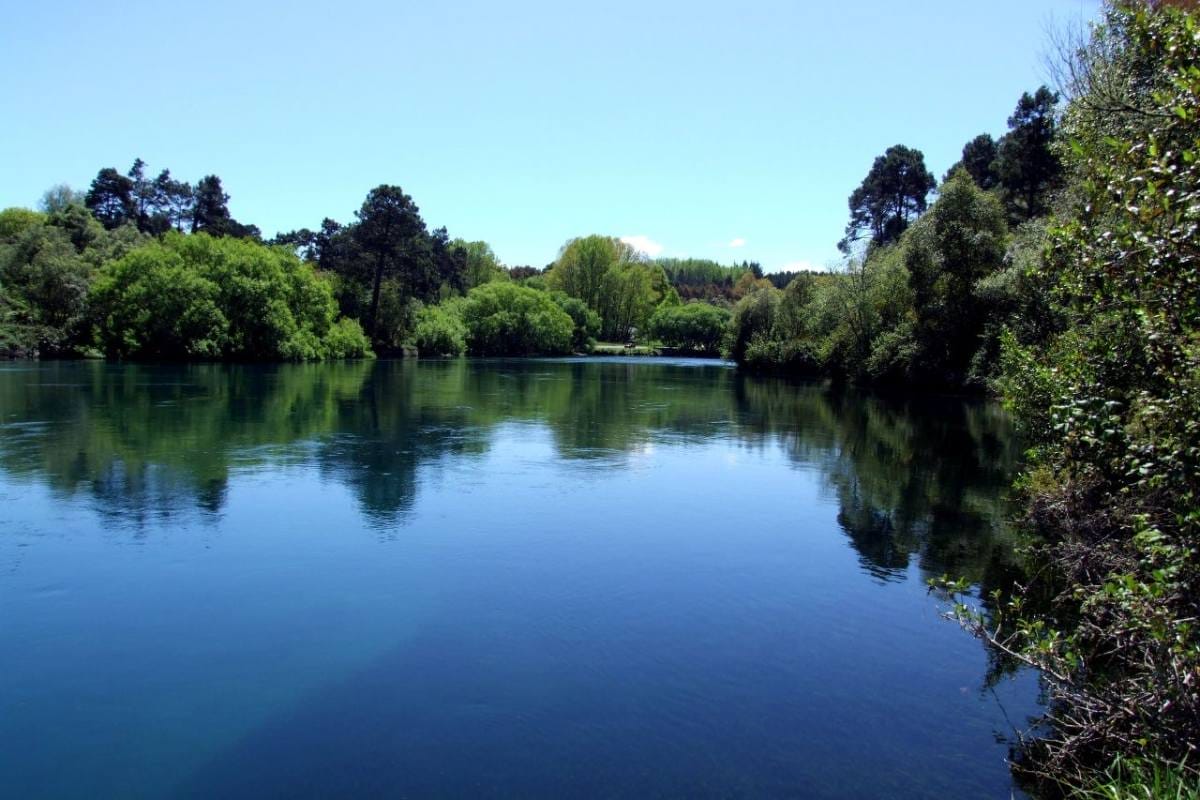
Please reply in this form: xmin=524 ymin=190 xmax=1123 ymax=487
xmin=547 ymin=235 xmax=638 ymax=312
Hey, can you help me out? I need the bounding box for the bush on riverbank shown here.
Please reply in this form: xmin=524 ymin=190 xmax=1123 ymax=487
xmin=413 ymin=282 xmax=576 ymax=356
xmin=648 ymin=302 xmax=729 ymax=355
xmin=723 ymin=170 xmax=1015 ymax=389
xmin=90 ymin=232 xmax=371 ymax=360
xmin=936 ymin=4 xmax=1200 ymax=795
xmin=0 ymin=204 xmax=146 ymax=356
xmin=413 ymin=303 xmax=468 ymax=357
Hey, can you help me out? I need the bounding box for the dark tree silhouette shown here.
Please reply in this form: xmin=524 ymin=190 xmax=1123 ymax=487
xmin=839 ymin=144 xmax=935 ymax=253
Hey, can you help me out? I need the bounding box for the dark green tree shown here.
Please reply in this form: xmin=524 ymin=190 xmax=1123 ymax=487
xmin=960 ymin=134 xmax=1000 ymax=190
xmin=901 ymin=169 xmax=1008 ymax=386
xmin=85 ymin=168 xmax=136 ymax=229
xmin=352 ymin=185 xmax=428 ymax=340
xmin=425 ymin=225 xmax=467 ymax=297
xmin=191 ymin=175 xmax=259 ymax=239
xmin=127 ymin=158 xmax=159 ymax=231
xmin=271 ymin=227 xmax=319 ymax=259
xmin=995 ymin=87 xmax=1063 ymax=220
xmin=191 ymin=175 xmax=232 ymax=234
xmin=839 ymin=145 xmax=936 ymax=252
xmin=152 ymin=169 xmax=193 ymax=233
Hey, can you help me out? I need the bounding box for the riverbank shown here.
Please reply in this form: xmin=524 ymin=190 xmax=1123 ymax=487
xmin=589 ymin=341 xmax=722 ymax=358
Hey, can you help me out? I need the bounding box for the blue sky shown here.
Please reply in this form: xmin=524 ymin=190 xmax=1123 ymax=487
xmin=1 ymin=0 xmax=1099 ymax=272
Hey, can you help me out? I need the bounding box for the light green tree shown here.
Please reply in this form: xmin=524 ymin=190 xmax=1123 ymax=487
xmin=547 ymin=235 xmax=638 ymax=312
xmin=89 ymin=232 xmax=370 ymax=360
xmin=452 ymin=239 xmax=507 ymax=288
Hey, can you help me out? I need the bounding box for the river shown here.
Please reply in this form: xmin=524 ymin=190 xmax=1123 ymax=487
xmin=0 ymin=358 xmax=1040 ymax=798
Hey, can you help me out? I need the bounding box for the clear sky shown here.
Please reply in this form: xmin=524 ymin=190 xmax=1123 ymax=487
xmin=0 ymin=0 xmax=1099 ymax=272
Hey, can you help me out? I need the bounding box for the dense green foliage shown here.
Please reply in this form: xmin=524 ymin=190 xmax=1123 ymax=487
xmin=549 ymin=291 xmax=601 ymax=351
xmin=2 ymin=175 xmax=746 ymax=361
xmin=272 ymin=187 xmax=468 ymax=353
xmin=413 ymin=305 xmax=468 ymax=357
xmin=0 ymin=204 xmax=146 ymax=355
xmin=545 ymin=235 xmax=634 ymax=311
xmin=931 ymin=3 xmax=1200 ymax=795
xmin=892 ymin=170 xmax=1009 ymax=386
xmin=457 ymin=282 xmax=575 ymax=355
xmin=2 ymin=164 xmax=374 ymax=361
xmin=543 ymin=235 xmax=675 ymax=341
xmin=654 ymin=257 xmax=759 ymax=301
xmin=729 ymin=90 xmax=1065 ymax=390
xmin=648 ymin=302 xmax=730 ymax=354
xmin=90 ymin=233 xmax=371 ymax=360
xmin=412 ymin=282 xmax=576 ymax=356
xmin=454 ymin=239 xmax=508 ymax=289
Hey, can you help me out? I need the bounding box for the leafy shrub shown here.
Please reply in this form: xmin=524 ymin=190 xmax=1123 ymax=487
xmin=550 ymin=291 xmax=601 ymax=351
xmin=936 ymin=5 xmax=1200 ymax=790
xmin=413 ymin=304 xmax=467 ymax=356
xmin=0 ymin=203 xmax=147 ymax=354
xmin=323 ymin=318 xmax=374 ymax=359
xmin=741 ymin=336 xmax=820 ymax=373
xmin=90 ymin=232 xmax=369 ymax=360
xmin=458 ymin=282 xmax=574 ymax=355
xmin=648 ymin=302 xmax=730 ymax=354
xmin=723 ymin=286 xmax=780 ymax=363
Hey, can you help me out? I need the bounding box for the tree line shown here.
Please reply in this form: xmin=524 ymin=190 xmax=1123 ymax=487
xmin=724 ymin=82 xmax=1062 ymax=390
xmin=2 ymin=166 xmax=768 ymax=360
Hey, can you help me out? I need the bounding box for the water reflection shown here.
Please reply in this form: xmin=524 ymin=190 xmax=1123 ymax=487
xmin=0 ymin=358 xmax=1018 ymax=583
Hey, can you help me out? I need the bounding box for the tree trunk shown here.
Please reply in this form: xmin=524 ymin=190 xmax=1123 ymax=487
xmin=367 ymin=252 xmax=385 ymax=343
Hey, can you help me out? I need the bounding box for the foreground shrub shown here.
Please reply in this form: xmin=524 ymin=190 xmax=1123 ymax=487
xmin=937 ymin=5 xmax=1200 ymax=792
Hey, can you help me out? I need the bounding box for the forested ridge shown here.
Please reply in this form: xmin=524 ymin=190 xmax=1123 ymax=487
xmin=2 ymin=1 xmax=1199 ymax=796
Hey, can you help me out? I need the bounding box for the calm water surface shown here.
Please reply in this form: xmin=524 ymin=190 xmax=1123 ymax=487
xmin=0 ymin=358 xmax=1039 ymax=798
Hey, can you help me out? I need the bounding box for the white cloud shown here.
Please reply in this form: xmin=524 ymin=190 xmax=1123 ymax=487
xmin=620 ymin=235 xmax=664 ymax=258
xmin=728 ymin=237 xmax=746 ymax=248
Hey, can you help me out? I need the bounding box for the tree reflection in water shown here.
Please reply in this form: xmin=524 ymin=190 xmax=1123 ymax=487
xmin=0 ymin=358 xmax=1020 ymax=581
